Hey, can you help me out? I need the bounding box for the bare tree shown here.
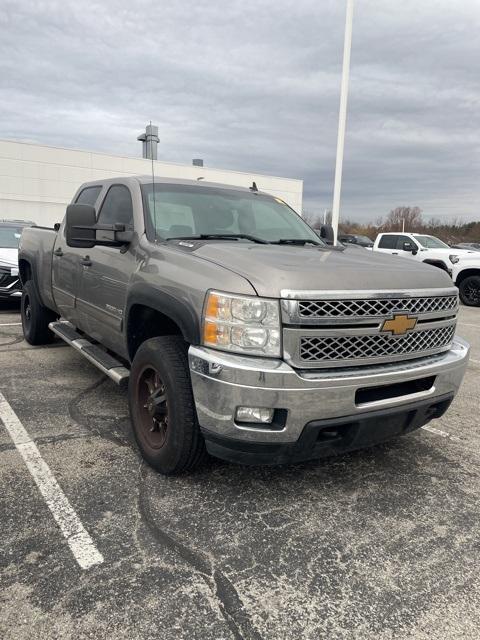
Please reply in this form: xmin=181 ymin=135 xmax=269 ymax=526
xmin=384 ymin=206 xmax=423 ymax=232
xmin=302 ymin=211 xmax=322 ymax=228
xmin=303 ymin=210 xmax=331 ymax=229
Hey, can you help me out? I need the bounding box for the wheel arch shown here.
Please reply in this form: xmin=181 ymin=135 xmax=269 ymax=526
xmin=18 ymin=258 xmax=33 ymax=287
xmin=126 ymin=286 xmax=200 ymax=361
xmin=455 ymin=267 xmax=480 ymax=286
xmin=422 ymin=259 xmax=450 ymax=273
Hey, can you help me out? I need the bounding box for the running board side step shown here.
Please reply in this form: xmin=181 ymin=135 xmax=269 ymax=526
xmin=49 ymin=321 xmax=130 ymax=387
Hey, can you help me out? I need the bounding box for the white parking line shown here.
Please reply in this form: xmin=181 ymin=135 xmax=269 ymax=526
xmin=0 ymin=323 xmax=22 ymax=326
xmin=0 ymin=392 xmax=104 ymax=570
xmin=421 ymin=425 xmax=460 ymax=441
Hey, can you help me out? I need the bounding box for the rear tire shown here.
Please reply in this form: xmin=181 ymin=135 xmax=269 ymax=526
xmin=21 ymin=280 xmax=57 ymax=345
xmin=458 ymin=275 xmax=480 ymax=307
xmin=128 ymin=336 xmax=206 ymax=475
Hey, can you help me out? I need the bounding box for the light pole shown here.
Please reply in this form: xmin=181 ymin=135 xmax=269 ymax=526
xmin=331 ymin=0 xmax=354 ymax=245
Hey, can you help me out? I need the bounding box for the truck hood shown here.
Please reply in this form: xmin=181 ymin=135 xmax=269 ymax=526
xmin=0 ymin=248 xmax=18 ymax=268
xmin=417 ymin=248 xmax=480 ymax=261
xmin=192 ymin=243 xmax=453 ymax=297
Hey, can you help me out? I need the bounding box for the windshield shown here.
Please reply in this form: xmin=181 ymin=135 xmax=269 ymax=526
xmin=141 ymin=184 xmax=323 ymax=245
xmin=0 ymin=226 xmax=23 ymax=249
xmin=414 ymin=235 xmax=449 ymax=249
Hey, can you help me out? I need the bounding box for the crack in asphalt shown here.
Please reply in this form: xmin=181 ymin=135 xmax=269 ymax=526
xmin=137 ymin=463 xmax=263 ymax=640
xmin=0 ymin=329 xmax=24 ymax=347
xmin=0 ymin=343 xmax=68 ymax=353
xmin=0 ymin=430 xmax=93 ymax=453
xmin=67 ymin=377 xmax=130 ymax=448
xmin=54 ymin=376 xmax=263 ymax=639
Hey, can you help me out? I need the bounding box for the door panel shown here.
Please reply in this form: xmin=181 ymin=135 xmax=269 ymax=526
xmin=77 ymin=245 xmax=135 ymax=356
xmin=51 ymin=225 xmax=84 ymax=323
xmin=393 ymin=235 xmax=418 ymax=260
xmin=376 ymin=235 xmax=398 ymax=255
xmin=76 ymin=184 xmax=135 ymax=357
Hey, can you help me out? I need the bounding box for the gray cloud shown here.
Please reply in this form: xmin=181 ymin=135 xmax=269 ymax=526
xmin=1 ymin=0 xmax=479 ymax=222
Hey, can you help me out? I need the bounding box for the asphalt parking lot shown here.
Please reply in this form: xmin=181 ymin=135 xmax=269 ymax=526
xmin=0 ymin=303 xmax=479 ymax=640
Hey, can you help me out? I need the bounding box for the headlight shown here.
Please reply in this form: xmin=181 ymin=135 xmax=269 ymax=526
xmin=203 ymin=291 xmax=281 ymax=357
xmin=449 ymin=254 xmax=460 ymax=264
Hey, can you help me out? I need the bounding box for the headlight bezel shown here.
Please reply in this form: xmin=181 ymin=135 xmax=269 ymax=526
xmin=202 ymin=290 xmax=282 ymax=358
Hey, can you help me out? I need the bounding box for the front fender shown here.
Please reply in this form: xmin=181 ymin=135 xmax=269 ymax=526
xmin=126 ymin=283 xmax=201 ymax=345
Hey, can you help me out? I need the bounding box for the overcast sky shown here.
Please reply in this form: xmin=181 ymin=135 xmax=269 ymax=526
xmin=1 ymin=0 xmax=479 ymax=222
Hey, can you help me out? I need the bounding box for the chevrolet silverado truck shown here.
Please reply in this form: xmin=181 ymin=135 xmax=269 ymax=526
xmin=373 ymin=232 xmax=480 ymax=306
xmin=18 ymin=177 xmax=470 ymax=474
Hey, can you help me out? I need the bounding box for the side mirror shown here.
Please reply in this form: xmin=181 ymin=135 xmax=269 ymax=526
xmin=65 ymin=203 xmax=134 ymax=248
xmin=403 ymin=242 xmax=419 ymax=255
xmin=319 ymin=224 xmax=335 ymax=245
xmin=66 ymin=204 xmax=96 ymax=248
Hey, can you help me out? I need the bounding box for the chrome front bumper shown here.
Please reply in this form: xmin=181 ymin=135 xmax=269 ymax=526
xmin=188 ymin=337 xmax=470 ymax=446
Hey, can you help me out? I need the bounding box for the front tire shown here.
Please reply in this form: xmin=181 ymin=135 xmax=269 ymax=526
xmin=21 ymin=280 xmax=57 ymax=345
xmin=128 ymin=336 xmax=206 ymax=475
xmin=459 ymin=275 xmax=480 ymax=307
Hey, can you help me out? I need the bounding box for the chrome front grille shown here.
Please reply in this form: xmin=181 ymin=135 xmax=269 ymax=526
xmin=300 ymin=325 xmax=455 ymax=364
xmin=298 ymin=295 xmax=458 ymax=319
xmin=282 ymin=288 xmax=459 ymax=369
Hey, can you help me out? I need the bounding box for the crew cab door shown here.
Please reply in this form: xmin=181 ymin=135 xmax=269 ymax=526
xmin=375 ymin=234 xmax=400 ymax=255
xmin=76 ymin=184 xmax=136 ymax=356
xmin=52 ymin=185 xmax=102 ymax=323
xmin=376 ymin=234 xmax=419 ymax=260
xmin=393 ymin=235 xmax=420 ymax=259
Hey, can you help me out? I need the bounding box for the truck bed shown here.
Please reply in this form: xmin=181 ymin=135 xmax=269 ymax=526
xmin=19 ymin=226 xmax=58 ymax=311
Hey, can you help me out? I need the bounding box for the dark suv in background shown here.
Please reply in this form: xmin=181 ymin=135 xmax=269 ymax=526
xmin=338 ymin=233 xmax=374 ymax=248
xmin=0 ymin=220 xmax=35 ymax=302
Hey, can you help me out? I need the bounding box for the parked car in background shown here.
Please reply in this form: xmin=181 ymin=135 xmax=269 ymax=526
xmin=373 ymin=232 xmax=480 ymax=306
xmin=0 ymin=220 xmax=35 ymax=302
xmin=451 ymin=242 xmax=480 ymax=252
xmin=338 ymin=233 xmax=374 ymax=248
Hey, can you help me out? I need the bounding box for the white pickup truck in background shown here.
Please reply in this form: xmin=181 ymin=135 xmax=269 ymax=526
xmin=373 ymin=232 xmax=480 ymax=306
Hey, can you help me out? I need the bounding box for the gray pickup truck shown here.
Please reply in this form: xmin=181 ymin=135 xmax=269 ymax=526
xmin=19 ymin=176 xmax=470 ymax=474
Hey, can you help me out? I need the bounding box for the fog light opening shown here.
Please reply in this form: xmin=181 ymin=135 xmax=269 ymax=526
xmin=235 ymin=406 xmax=275 ymax=424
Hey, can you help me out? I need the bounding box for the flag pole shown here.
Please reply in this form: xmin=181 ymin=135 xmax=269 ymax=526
xmin=331 ymin=0 xmax=354 ymax=245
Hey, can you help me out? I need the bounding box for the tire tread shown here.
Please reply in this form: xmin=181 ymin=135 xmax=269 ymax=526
xmin=129 ymin=335 xmax=206 ymax=475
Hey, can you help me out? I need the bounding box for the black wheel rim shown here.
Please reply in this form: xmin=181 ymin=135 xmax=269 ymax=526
xmin=23 ymin=294 xmax=31 ymax=327
xmin=136 ymin=366 xmax=169 ymax=449
xmin=463 ymin=281 xmax=480 ymax=305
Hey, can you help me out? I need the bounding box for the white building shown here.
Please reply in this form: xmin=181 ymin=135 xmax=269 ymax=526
xmin=0 ymin=139 xmax=303 ymax=227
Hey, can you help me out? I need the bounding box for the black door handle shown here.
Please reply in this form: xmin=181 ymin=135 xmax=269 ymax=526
xmin=54 ymin=247 xmax=64 ymax=257
xmin=81 ymin=256 xmax=92 ymax=267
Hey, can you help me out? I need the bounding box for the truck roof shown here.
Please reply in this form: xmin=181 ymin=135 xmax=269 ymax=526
xmin=377 ymin=232 xmax=415 ymax=236
xmin=79 ymin=175 xmax=273 ymax=197
xmin=378 ymin=232 xmax=434 ymax=237
xmin=0 ymin=219 xmax=36 ymax=226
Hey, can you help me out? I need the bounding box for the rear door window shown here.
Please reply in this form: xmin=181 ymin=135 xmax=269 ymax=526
xmin=75 ymin=186 xmax=102 ymax=207
xmin=378 ymin=235 xmax=397 ymax=249
xmin=97 ymin=185 xmax=134 ymax=226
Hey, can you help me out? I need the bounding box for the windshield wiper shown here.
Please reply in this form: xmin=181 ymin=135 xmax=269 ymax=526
xmin=167 ymin=233 xmax=269 ymax=245
xmin=272 ymin=238 xmax=322 ymax=246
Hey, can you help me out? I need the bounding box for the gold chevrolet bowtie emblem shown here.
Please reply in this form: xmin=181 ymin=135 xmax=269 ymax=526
xmin=381 ymin=314 xmax=418 ymax=336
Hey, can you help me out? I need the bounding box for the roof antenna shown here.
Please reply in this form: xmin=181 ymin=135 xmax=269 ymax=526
xmin=197 ymin=176 xmax=204 ymax=181
xmin=249 ymin=181 xmax=258 ymax=192
xmin=150 ymin=121 xmax=157 ymax=242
